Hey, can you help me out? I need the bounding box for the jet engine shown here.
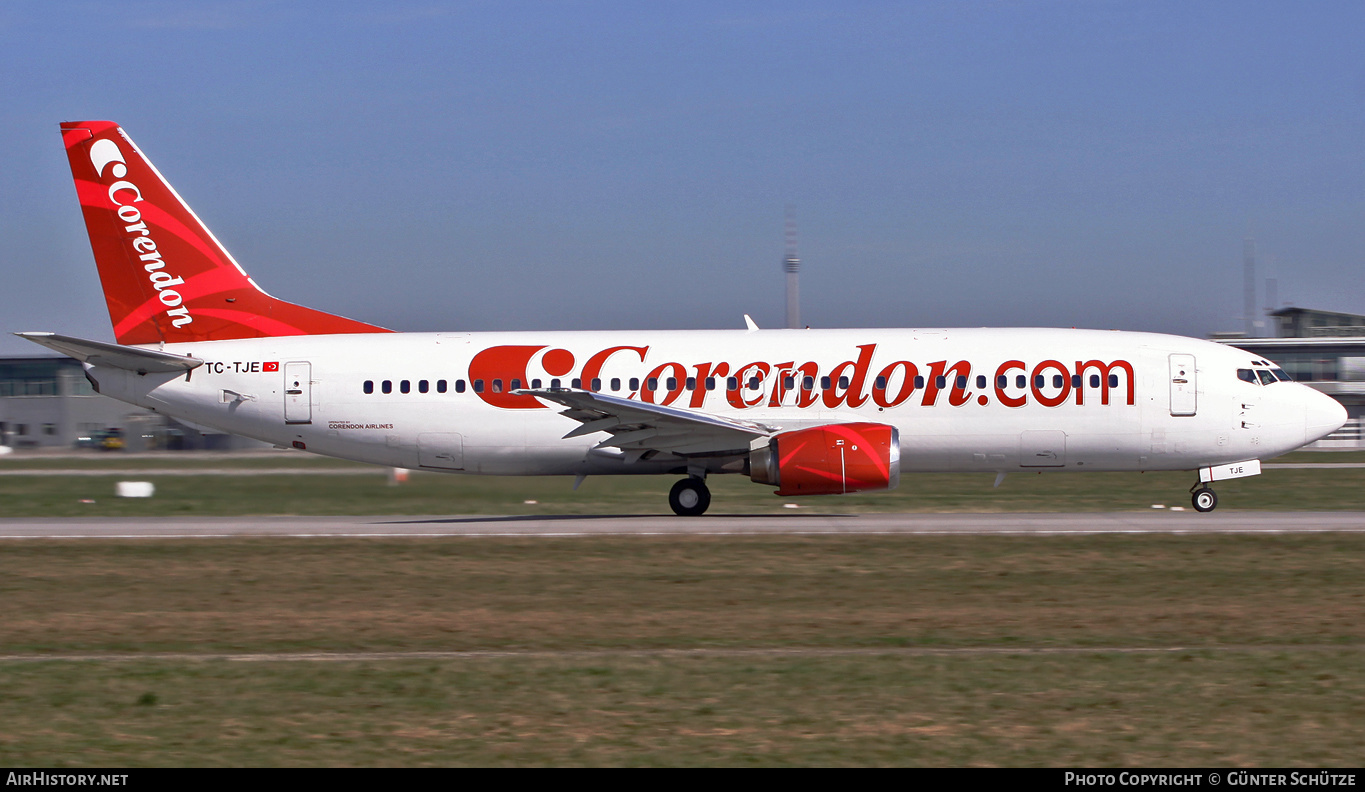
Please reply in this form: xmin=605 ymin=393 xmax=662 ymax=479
xmin=750 ymin=422 xmax=900 ymax=496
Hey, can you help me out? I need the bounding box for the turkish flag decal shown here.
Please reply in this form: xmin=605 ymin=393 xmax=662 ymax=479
xmin=263 ymin=362 xmax=279 ymax=372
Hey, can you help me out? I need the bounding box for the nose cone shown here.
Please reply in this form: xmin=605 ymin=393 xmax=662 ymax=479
xmin=1304 ymin=387 xmax=1348 ymax=444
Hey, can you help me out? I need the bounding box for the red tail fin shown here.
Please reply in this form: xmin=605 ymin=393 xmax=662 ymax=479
xmin=61 ymin=121 xmax=391 ymax=345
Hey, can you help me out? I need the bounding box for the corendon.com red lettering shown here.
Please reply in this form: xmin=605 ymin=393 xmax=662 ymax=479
xmin=468 ymin=344 xmax=1135 ymax=411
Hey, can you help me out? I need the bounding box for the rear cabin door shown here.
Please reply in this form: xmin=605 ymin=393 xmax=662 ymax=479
xmin=1169 ymin=354 xmax=1197 ymax=416
xmin=284 ymin=362 xmax=312 ymax=424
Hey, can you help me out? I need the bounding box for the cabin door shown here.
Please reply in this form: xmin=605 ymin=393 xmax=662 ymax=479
xmin=1169 ymin=354 xmax=1197 ymax=416
xmin=284 ymin=362 xmax=312 ymax=424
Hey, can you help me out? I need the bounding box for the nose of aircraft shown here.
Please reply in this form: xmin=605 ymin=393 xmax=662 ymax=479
xmin=1304 ymin=386 xmax=1348 ymax=444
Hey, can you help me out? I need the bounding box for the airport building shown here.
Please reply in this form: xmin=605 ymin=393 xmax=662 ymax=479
xmin=1215 ymin=307 xmax=1365 ymax=449
xmin=0 ymin=356 xmax=257 ymax=451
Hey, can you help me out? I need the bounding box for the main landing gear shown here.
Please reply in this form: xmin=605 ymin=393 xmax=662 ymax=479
xmin=669 ymin=477 xmax=711 ymax=517
xmin=1190 ymin=482 xmax=1218 ymax=513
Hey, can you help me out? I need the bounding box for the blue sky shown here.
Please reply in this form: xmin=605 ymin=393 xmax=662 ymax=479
xmin=2 ymin=1 xmax=1362 ymax=355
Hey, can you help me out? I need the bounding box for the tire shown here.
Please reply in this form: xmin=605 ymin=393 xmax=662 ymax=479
xmin=668 ymin=478 xmax=711 ymax=517
xmin=1192 ymin=488 xmax=1217 ymax=513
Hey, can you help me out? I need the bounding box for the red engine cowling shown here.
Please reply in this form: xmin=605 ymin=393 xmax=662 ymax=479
xmin=750 ymin=423 xmax=900 ymax=496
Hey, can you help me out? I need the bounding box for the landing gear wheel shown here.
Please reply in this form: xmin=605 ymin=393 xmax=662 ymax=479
xmin=1192 ymin=488 xmax=1218 ymax=513
xmin=669 ymin=477 xmax=711 ymax=517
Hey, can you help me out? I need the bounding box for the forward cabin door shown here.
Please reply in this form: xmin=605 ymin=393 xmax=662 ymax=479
xmin=284 ymin=361 xmax=312 ymax=424
xmin=1169 ymin=354 xmax=1197 ymax=417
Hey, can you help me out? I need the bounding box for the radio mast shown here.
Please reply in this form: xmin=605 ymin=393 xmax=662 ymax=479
xmin=784 ymin=205 xmax=801 ymax=329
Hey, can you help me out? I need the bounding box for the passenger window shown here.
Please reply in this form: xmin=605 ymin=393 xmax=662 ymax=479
xmin=935 ymin=376 xmax=946 ymax=389
xmin=572 ymin=378 xmax=582 ymax=389
xmin=647 ymin=377 xmax=658 ymax=391
xmin=629 ymin=378 xmax=639 ymax=391
xmin=996 ymin=375 xmax=1007 ymax=389
xmin=976 ymin=375 xmax=987 ymax=389
xmin=419 ymin=380 xmax=429 ymax=393
xmin=1090 ymin=374 xmax=1100 ymax=388
xmin=749 ymin=377 xmax=761 ymax=390
xmin=821 ymin=376 xmax=832 ymax=390
xmin=363 ymin=380 xmax=374 ymax=394
xmin=382 ymin=380 xmax=392 ymax=394
xmin=1052 ymin=375 xmax=1063 ymax=388
xmin=876 ymin=376 xmax=888 ymax=390
xmin=784 ymin=376 xmax=795 ymax=390
xmin=491 ymin=379 xmax=502 ymax=393
xmin=1070 ymin=375 xmax=1080 ymax=388
xmin=802 ymin=376 xmax=815 ymax=391
xmin=591 ymin=378 xmax=602 ymax=391
xmin=686 ymin=377 xmax=697 ymax=391
xmin=839 ymin=376 xmax=850 ymax=389
xmin=473 ymin=380 xmax=484 ymax=393
xmin=1108 ymin=374 xmax=1118 ymax=388
xmin=1016 ymin=375 xmax=1026 ymax=389
xmin=610 ymin=378 xmax=620 ymax=391
xmin=1257 ymin=369 xmax=1276 ymax=386
xmin=437 ymin=380 xmax=448 ymax=393
xmin=727 ymin=377 xmax=738 ymax=391
xmin=531 ymin=379 xmax=542 ymax=389
xmin=955 ymin=375 xmax=966 ymax=389
xmin=511 ymin=378 xmax=522 ymax=390
xmin=705 ymin=377 xmax=716 ymax=391
xmin=915 ymin=376 xmax=925 ymax=388
xmin=666 ymin=377 xmax=678 ymax=390
xmin=550 ymin=379 xmax=561 ymax=389
xmin=455 ymin=380 xmax=466 ymax=393
xmin=1034 ymin=375 xmax=1044 ymax=388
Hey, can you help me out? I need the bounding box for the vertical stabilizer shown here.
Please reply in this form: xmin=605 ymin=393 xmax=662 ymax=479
xmin=61 ymin=121 xmax=390 ymax=345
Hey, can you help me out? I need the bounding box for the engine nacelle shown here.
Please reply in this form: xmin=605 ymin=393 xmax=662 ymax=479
xmin=749 ymin=422 xmax=900 ymax=496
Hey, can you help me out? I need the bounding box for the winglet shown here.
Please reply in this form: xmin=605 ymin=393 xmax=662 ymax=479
xmin=743 ymin=314 xmax=760 ymax=332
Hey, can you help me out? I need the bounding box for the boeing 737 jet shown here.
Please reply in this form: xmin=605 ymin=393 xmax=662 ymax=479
xmin=19 ymin=121 xmax=1348 ymax=514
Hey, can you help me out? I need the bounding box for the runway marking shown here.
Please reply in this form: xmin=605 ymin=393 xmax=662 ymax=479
xmin=0 ymin=645 xmax=1360 ymax=663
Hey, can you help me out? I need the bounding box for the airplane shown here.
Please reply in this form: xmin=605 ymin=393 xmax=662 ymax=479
xmin=18 ymin=121 xmax=1348 ymax=515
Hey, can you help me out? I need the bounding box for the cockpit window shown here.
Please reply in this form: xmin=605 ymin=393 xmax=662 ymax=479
xmin=1256 ymin=369 xmax=1277 ymax=386
xmin=1237 ymin=369 xmax=1258 ymax=385
xmin=1271 ymin=368 xmax=1292 ymax=382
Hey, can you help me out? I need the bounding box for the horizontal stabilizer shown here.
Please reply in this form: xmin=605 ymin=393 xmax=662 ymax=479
xmin=15 ymin=332 xmax=203 ymax=374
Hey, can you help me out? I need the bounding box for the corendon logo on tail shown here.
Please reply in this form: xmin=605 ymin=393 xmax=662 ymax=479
xmin=468 ymin=344 xmax=1135 ymax=411
xmin=89 ymin=137 xmax=193 ymax=329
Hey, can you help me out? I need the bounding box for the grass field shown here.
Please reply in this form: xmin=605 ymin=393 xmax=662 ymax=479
xmin=2 ymin=534 xmax=1364 ymax=765
xmin=2 ymin=451 xmax=1362 ymax=765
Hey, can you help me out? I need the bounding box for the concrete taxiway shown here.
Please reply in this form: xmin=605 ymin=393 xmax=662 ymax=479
xmin=1 ymin=511 xmax=1363 ymax=538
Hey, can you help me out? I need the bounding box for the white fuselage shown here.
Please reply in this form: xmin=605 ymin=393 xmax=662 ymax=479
xmin=85 ymin=327 xmax=1342 ymax=477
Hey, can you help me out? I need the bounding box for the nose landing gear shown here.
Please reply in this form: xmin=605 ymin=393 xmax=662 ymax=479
xmin=1190 ymin=483 xmax=1218 ymax=513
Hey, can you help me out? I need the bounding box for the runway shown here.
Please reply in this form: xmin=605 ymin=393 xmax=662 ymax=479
xmin=2 ymin=511 xmax=1363 ymax=538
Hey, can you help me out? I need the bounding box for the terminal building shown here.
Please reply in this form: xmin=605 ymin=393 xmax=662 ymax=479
xmin=0 ymin=356 xmax=257 ymax=451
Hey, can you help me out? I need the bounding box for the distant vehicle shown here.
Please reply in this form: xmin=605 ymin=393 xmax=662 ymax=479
xmin=75 ymin=428 xmax=124 ymax=452
xmin=19 ymin=121 xmax=1348 ymax=514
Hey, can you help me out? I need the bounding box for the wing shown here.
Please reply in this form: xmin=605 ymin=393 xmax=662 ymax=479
xmin=518 ymin=388 xmax=780 ymax=459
